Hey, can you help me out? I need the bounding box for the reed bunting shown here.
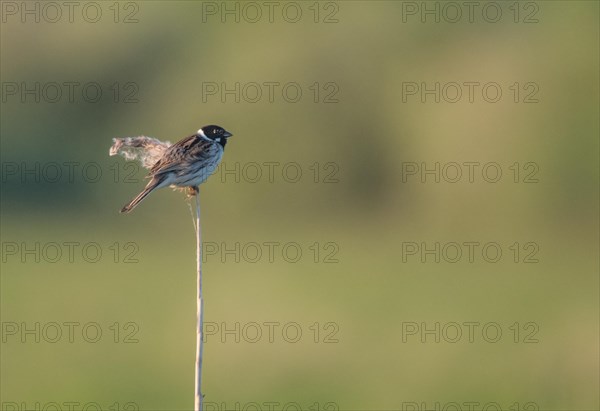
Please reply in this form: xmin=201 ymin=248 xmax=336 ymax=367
xmin=118 ymin=125 xmax=233 ymax=213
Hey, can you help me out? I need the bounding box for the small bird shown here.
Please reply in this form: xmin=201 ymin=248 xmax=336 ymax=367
xmin=120 ymin=125 xmax=233 ymax=213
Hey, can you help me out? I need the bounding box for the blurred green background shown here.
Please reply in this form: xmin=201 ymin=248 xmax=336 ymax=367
xmin=1 ymin=1 xmax=598 ymax=410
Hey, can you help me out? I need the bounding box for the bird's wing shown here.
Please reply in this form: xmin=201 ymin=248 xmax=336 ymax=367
xmin=148 ymin=134 xmax=215 ymax=177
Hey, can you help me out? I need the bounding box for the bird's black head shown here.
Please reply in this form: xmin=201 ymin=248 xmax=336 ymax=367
xmin=197 ymin=125 xmax=233 ymax=148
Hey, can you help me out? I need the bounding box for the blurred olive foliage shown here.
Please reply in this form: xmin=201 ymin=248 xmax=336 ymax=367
xmin=1 ymin=1 xmax=598 ymax=410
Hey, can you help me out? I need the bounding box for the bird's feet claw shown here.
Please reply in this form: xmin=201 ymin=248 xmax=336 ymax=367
xmin=187 ymin=186 xmax=199 ymax=197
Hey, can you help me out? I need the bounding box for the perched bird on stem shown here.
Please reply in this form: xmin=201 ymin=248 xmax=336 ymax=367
xmin=110 ymin=125 xmax=233 ymax=213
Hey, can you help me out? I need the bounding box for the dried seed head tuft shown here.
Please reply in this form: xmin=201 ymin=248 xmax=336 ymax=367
xmin=109 ymin=136 xmax=172 ymax=169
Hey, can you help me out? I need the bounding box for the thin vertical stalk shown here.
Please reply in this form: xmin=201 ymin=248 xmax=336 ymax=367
xmin=194 ymin=191 xmax=204 ymax=411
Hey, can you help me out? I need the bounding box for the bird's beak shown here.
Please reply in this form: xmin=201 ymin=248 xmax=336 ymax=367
xmin=223 ymin=131 xmax=233 ymax=138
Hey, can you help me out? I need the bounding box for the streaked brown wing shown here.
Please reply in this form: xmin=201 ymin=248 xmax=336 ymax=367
xmin=148 ymin=134 xmax=213 ymax=177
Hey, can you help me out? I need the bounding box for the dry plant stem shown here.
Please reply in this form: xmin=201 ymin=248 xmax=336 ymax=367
xmin=194 ymin=190 xmax=204 ymax=411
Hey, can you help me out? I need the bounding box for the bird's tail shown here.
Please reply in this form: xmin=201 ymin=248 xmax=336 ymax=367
xmin=120 ymin=178 xmax=162 ymax=213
